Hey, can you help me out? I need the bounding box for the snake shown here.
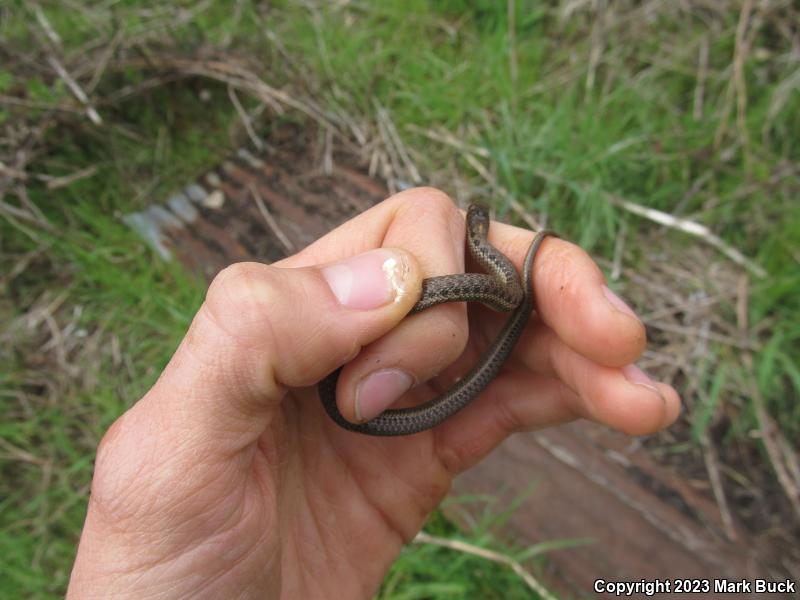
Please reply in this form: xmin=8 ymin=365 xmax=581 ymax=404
xmin=318 ymin=203 xmax=553 ymax=436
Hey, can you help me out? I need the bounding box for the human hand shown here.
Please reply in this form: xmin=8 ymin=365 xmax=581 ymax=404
xmin=68 ymin=188 xmax=680 ymax=599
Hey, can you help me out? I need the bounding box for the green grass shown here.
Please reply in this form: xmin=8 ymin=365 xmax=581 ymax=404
xmin=1 ymin=0 xmax=798 ymax=597
xmin=1 ymin=151 xmax=209 ymax=599
xmin=380 ymin=503 xmax=552 ymax=599
xmin=1 ymin=69 xmax=224 ymax=598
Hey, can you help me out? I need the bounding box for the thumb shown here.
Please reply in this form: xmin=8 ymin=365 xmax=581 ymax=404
xmin=139 ymin=248 xmax=422 ymax=449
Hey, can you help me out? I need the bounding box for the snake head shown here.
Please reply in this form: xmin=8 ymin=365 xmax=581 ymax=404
xmin=466 ymin=203 xmax=490 ymax=238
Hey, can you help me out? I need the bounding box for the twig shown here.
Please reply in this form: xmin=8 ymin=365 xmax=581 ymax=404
xmin=0 ymin=94 xmax=82 ymax=113
xmin=379 ymin=103 xmax=421 ymax=184
xmin=228 ymin=86 xmax=264 ymax=151
xmin=407 ymin=123 xmax=489 ymax=157
xmin=780 ymin=436 xmax=800 ymax=492
xmin=0 ymin=247 xmax=48 ymax=288
xmin=409 ymin=125 xmax=544 ymax=229
xmin=693 ymin=35 xmax=709 ymax=121
xmin=678 ymin=308 xmax=738 ymax=541
xmin=413 ymin=531 xmax=558 ymax=600
xmin=45 ymin=165 xmax=98 ymax=190
xmin=121 ymin=55 xmax=339 ymax=135
xmin=47 ymin=56 xmax=103 ymax=125
xmin=322 ymin=126 xmax=333 ymax=176
xmin=507 ymin=0 xmax=518 ymax=88
xmin=23 ymin=289 xmax=71 ymax=330
xmin=700 ymin=425 xmax=738 ymax=541
xmin=644 ymin=319 xmax=755 ymax=351
xmin=0 ymin=193 xmax=53 ymax=232
xmin=100 ymin=75 xmax=183 ymax=105
xmin=88 ymin=28 xmax=124 ymax=93
xmin=374 ymin=116 xmax=401 ymax=185
xmin=114 ymin=1 xmax=214 ymax=48
xmin=219 ymin=0 xmax=245 ymax=48
xmin=18 ymin=185 xmax=54 ymax=225
xmin=585 ymin=0 xmax=606 ymax=91
xmin=2 ymin=162 xmax=96 ymax=191
xmin=732 ymin=0 xmax=754 ymax=164
xmin=611 ymin=219 xmax=626 ymax=281
xmin=639 ymin=292 xmax=722 ymax=324
xmin=604 ymin=194 xmax=767 ymax=279
xmin=0 ymin=436 xmax=46 ymax=465
xmin=462 ymin=152 xmax=543 ymax=231
xmin=736 ymin=275 xmax=800 ymax=521
xmin=42 ymin=312 xmax=72 ymax=376
xmin=714 ymin=0 xmax=754 ymax=154
xmin=0 ymin=161 xmax=29 ymax=182
xmin=749 ymin=373 xmax=800 ymax=520
xmin=374 ymin=100 xmax=421 ymax=185
xmin=248 ymin=184 xmax=295 ymax=254
xmin=32 ymin=4 xmax=62 ymax=47
xmin=673 ymin=170 xmax=713 ymax=216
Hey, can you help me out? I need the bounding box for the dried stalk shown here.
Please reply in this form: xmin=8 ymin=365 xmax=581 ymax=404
xmin=414 ymin=531 xmax=557 ymax=600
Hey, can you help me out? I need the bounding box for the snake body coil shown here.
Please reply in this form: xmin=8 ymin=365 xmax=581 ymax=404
xmin=318 ymin=204 xmax=552 ymax=436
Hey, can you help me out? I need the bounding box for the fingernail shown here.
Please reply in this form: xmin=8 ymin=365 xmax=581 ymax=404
xmin=622 ymin=364 xmax=664 ymax=399
xmin=602 ymin=285 xmax=640 ymax=322
xmin=321 ymin=249 xmax=411 ymax=310
xmin=355 ymin=369 xmax=414 ymax=422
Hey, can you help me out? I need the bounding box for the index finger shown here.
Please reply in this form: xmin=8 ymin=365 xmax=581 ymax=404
xmin=479 ymin=220 xmax=646 ymax=367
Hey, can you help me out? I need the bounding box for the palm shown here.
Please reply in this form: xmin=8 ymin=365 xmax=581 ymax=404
xmin=248 ymin=306 xmax=528 ymax=596
xmin=256 ymin=387 xmax=445 ymax=597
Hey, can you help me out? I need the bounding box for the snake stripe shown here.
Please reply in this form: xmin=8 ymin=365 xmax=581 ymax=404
xmin=318 ymin=203 xmax=553 ymax=436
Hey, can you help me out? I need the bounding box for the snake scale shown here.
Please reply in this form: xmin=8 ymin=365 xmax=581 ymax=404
xmin=318 ymin=203 xmax=553 ymax=436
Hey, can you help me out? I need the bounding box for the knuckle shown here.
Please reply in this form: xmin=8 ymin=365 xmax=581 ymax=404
xmin=400 ymin=186 xmax=456 ymax=211
xmin=205 ymin=262 xmax=286 ymax=339
xmin=398 ymin=187 xmax=460 ymax=226
xmin=556 ymin=239 xmax=599 ymax=280
xmin=538 ymin=241 xmax=588 ymax=307
xmin=205 ymin=262 xmax=355 ymax=386
xmin=493 ymin=395 xmax=527 ymax=434
xmin=91 ymin=412 xmax=148 ymax=520
xmin=396 ymin=189 xmax=466 ymax=270
xmin=208 ymin=262 xmax=277 ymax=309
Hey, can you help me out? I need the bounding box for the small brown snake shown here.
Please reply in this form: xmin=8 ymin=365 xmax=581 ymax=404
xmin=319 ymin=203 xmax=553 ymax=436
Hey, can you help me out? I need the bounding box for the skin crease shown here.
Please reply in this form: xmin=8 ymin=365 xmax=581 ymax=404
xmin=67 ymin=188 xmax=681 ymax=599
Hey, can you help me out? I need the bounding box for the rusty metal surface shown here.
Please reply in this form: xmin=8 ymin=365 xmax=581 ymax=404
xmin=122 ymin=125 xmax=379 ymax=277
xmin=123 ymin=124 xmax=784 ymax=598
xmin=448 ymin=423 xmax=775 ymax=599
